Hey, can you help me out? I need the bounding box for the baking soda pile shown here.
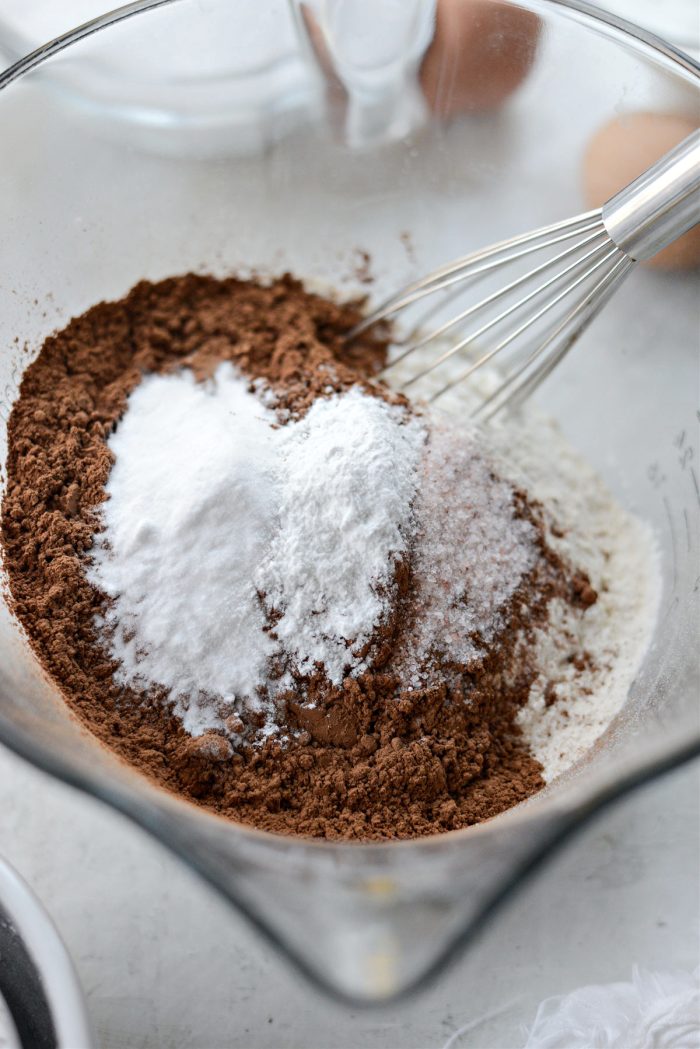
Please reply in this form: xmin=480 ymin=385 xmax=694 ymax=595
xmin=89 ymin=364 xmax=543 ymax=739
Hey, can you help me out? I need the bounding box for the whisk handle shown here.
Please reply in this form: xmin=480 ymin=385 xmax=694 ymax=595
xmin=602 ymin=129 xmax=700 ymax=261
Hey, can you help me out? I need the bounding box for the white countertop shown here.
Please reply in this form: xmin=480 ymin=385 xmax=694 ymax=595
xmin=0 ymin=743 xmax=697 ymax=1049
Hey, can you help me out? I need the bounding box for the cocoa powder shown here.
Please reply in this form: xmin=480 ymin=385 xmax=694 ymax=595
xmin=1 ymin=274 xmax=596 ymax=841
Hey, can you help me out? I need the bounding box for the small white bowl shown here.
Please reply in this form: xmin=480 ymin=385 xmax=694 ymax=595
xmin=0 ymin=858 xmax=92 ymax=1049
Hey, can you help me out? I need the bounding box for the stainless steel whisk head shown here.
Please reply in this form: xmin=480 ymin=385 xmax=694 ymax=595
xmin=349 ymin=130 xmax=700 ymax=419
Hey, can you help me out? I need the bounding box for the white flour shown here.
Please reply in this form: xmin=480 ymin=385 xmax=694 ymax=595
xmin=495 ymin=412 xmax=659 ymax=780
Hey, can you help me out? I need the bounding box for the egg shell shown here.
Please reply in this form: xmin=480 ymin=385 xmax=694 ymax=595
xmin=583 ymin=112 xmax=700 ymax=271
xmin=420 ymin=0 xmax=540 ymax=118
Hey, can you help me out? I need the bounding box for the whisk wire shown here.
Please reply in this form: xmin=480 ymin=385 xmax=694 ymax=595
xmin=406 ymin=210 xmax=604 ymax=290
xmin=347 ymin=211 xmax=606 ymax=339
xmin=404 ymin=238 xmax=616 ymax=392
xmin=386 ymin=218 xmax=609 ymax=351
xmin=385 ymin=222 xmax=607 ymax=313
xmin=347 ymin=131 xmax=700 ymax=416
xmin=474 ymin=254 xmax=634 ymax=418
xmin=425 ymin=245 xmax=625 ymax=403
xmin=388 ymin=228 xmax=610 ymax=379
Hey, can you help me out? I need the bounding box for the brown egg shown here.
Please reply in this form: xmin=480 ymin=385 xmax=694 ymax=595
xmin=583 ymin=112 xmax=700 ymax=271
xmin=420 ymin=0 xmax=541 ymax=118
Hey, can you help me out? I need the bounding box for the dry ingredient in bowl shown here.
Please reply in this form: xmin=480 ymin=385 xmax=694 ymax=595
xmin=0 ymin=274 xmax=659 ymax=841
xmin=89 ymin=369 xmax=426 ymax=732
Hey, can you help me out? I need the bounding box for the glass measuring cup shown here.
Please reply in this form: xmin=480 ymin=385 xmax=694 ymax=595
xmin=0 ymin=0 xmax=698 ymax=1004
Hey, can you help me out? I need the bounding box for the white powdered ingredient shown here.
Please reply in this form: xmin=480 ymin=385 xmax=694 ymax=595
xmin=89 ymin=366 xmax=425 ymax=733
xmin=255 ymin=388 xmax=425 ymax=684
xmin=397 ymin=422 xmax=538 ymax=684
xmin=89 ymin=366 xmax=279 ymax=734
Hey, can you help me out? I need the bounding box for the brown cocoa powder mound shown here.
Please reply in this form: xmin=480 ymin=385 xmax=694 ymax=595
xmin=1 ymin=273 xmax=596 ymax=842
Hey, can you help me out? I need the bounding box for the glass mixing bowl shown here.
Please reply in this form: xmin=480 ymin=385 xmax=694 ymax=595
xmin=0 ymin=0 xmax=698 ymax=1005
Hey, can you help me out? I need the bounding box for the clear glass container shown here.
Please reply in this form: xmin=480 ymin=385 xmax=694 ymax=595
xmin=0 ymin=0 xmax=698 ymax=1004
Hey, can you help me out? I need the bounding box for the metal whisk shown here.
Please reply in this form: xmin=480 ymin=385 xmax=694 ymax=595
xmin=349 ymin=130 xmax=700 ymax=418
